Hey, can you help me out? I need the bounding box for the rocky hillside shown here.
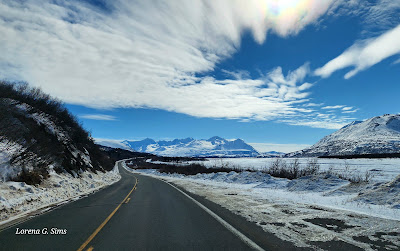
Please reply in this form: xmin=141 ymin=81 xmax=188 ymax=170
xmin=287 ymin=114 xmax=400 ymax=157
xmin=0 ymin=81 xmax=113 ymax=184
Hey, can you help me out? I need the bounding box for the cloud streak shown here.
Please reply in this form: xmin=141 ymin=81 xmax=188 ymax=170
xmin=0 ymin=0 xmax=356 ymax=129
xmin=79 ymin=114 xmax=117 ymax=121
xmin=315 ymin=24 xmax=400 ymax=79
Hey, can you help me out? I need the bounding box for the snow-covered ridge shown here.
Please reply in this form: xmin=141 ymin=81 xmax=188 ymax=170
xmin=287 ymin=114 xmax=400 ymax=157
xmin=1 ymin=99 xmax=96 ymax=179
xmin=1 ymin=82 xmax=122 ymax=225
xmin=96 ymin=136 xmax=260 ymax=157
xmin=0 ymin=84 xmax=119 ymax=183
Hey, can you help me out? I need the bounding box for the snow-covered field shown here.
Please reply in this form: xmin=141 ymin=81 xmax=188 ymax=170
xmin=187 ymin=157 xmax=400 ymax=183
xmin=125 ymin=159 xmax=400 ymax=250
xmin=0 ymin=163 xmax=121 ymax=226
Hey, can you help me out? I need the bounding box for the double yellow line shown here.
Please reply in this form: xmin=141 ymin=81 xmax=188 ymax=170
xmin=77 ymin=176 xmax=138 ymax=251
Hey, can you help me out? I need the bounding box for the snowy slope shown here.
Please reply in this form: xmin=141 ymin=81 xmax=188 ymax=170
xmin=1 ymin=101 xmax=95 ymax=175
xmin=0 ymin=83 xmax=116 ymax=183
xmin=97 ymin=136 xmax=260 ymax=157
xmin=287 ymin=114 xmax=400 ymax=157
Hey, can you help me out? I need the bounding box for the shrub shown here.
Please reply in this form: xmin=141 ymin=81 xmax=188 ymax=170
xmin=263 ymin=158 xmax=320 ymax=180
xmin=127 ymin=157 xmax=247 ymax=175
xmin=11 ymin=166 xmax=50 ymax=185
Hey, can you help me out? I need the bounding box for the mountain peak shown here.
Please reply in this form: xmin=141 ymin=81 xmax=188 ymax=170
xmin=287 ymin=114 xmax=400 ymax=157
xmin=207 ymin=136 xmax=224 ymax=141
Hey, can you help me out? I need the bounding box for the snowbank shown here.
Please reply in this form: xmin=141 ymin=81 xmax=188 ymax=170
xmin=356 ymin=174 xmax=400 ymax=208
xmin=0 ymin=162 xmax=121 ymax=226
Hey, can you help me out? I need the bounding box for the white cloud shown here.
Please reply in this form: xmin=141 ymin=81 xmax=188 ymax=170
xmin=248 ymin=143 xmax=311 ymax=153
xmin=302 ymin=103 xmax=323 ymax=107
xmin=278 ymin=109 xmax=359 ymax=129
xmin=279 ymin=119 xmax=346 ymax=130
xmin=0 ymin=0 xmax=340 ymax=128
xmin=362 ymin=0 xmax=400 ymax=32
xmin=322 ymin=105 xmax=344 ymax=110
xmin=328 ymin=0 xmax=400 ymax=34
xmin=342 ymin=106 xmax=353 ymax=111
xmin=79 ymin=114 xmax=117 ymax=121
xmin=315 ymin=24 xmax=400 ymax=79
xmin=342 ymin=109 xmax=358 ymax=114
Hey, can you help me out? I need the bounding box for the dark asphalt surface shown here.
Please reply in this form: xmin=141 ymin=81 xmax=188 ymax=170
xmin=0 ymin=163 xmax=257 ymax=251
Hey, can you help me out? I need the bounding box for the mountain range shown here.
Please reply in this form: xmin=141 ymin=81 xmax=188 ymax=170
xmin=96 ymin=136 xmax=267 ymax=157
xmin=287 ymin=114 xmax=400 ymax=157
xmin=97 ymin=114 xmax=400 ymax=158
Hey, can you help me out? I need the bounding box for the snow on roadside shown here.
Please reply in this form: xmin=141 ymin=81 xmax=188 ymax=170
xmin=0 ymin=163 xmax=121 ymax=226
xmin=126 ymin=164 xmax=400 ymax=249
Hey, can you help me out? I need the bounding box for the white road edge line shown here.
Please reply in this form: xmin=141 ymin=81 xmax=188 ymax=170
xmin=121 ymin=162 xmax=264 ymax=251
xmin=164 ymin=181 xmax=265 ymax=251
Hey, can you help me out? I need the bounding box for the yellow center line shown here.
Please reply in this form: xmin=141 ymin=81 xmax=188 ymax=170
xmin=125 ymin=198 xmax=131 ymax=204
xmin=86 ymin=247 xmax=93 ymax=251
xmin=77 ymin=174 xmax=138 ymax=251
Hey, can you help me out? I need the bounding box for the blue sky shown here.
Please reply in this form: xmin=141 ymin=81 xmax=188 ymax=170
xmin=1 ymin=0 xmax=400 ymax=152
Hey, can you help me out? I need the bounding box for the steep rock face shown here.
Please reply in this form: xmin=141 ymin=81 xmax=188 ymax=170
xmin=98 ymin=136 xmax=259 ymax=157
xmin=287 ymin=114 xmax=400 ymax=157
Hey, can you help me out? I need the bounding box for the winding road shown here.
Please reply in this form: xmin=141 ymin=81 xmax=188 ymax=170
xmin=0 ymin=162 xmax=294 ymax=251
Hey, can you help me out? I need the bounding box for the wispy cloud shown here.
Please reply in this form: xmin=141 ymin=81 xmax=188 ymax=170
xmin=79 ymin=114 xmax=117 ymax=121
xmin=342 ymin=107 xmax=353 ymax=111
xmin=0 ymin=0 xmax=366 ymax=130
xmin=328 ymin=0 xmax=400 ymax=35
xmin=343 ymin=109 xmax=358 ymax=114
xmin=315 ymin=24 xmax=400 ymax=79
xmin=279 ymin=118 xmax=347 ymax=130
xmin=302 ymin=103 xmax=323 ymax=107
xmin=322 ymin=105 xmax=345 ymax=110
xmin=362 ymin=0 xmax=400 ymax=33
xmin=0 ymin=0 xmax=340 ymax=128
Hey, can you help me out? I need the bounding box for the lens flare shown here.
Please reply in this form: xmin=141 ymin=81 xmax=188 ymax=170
xmin=259 ymin=0 xmax=310 ymax=17
xmin=249 ymin=0 xmax=324 ymax=37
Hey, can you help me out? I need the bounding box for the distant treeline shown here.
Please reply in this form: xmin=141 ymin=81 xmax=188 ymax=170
xmin=319 ymin=152 xmax=400 ymax=159
xmin=98 ymin=145 xmax=156 ymax=162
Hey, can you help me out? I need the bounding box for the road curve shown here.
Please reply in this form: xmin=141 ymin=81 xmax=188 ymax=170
xmin=0 ymin=162 xmax=276 ymax=251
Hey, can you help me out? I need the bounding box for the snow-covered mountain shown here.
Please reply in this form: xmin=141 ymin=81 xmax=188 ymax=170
xmin=97 ymin=136 xmax=260 ymax=157
xmin=287 ymin=114 xmax=400 ymax=157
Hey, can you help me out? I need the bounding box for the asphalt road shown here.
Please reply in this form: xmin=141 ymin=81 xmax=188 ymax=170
xmin=0 ymin=163 xmax=269 ymax=251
